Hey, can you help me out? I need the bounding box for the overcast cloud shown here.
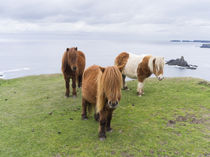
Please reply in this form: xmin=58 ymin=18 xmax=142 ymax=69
xmin=0 ymin=0 xmax=210 ymax=40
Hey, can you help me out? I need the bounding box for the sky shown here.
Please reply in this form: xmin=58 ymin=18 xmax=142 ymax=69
xmin=0 ymin=0 xmax=210 ymax=41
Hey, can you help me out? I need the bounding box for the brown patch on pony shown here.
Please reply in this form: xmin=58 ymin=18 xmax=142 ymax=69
xmin=81 ymin=65 xmax=122 ymax=139
xmin=137 ymin=56 xmax=152 ymax=82
xmin=61 ymin=47 xmax=85 ymax=97
xmin=114 ymin=52 xmax=129 ymax=70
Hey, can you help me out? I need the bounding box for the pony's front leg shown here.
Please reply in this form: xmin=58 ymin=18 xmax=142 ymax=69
xmin=137 ymin=81 xmax=144 ymax=96
xmin=98 ymin=110 xmax=107 ymax=140
xmin=65 ymin=77 xmax=70 ymax=97
xmin=94 ymin=112 xmax=99 ymax=121
xmin=106 ymin=109 xmax=113 ymax=132
xmin=122 ymin=74 xmax=128 ymax=90
xmin=72 ymin=76 xmax=77 ymax=97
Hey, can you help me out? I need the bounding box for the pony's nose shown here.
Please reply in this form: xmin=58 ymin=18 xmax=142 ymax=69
xmin=158 ymin=77 xmax=163 ymax=81
xmin=158 ymin=75 xmax=164 ymax=81
xmin=108 ymin=101 xmax=118 ymax=108
xmin=73 ymin=66 xmax=77 ymax=71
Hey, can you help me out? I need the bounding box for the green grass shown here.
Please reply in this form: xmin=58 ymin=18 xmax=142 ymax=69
xmin=0 ymin=74 xmax=209 ymax=157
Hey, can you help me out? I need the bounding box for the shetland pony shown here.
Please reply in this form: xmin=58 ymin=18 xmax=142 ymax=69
xmin=81 ymin=65 xmax=123 ymax=140
xmin=61 ymin=47 xmax=85 ymax=97
xmin=115 ymin=52 xmax=164 ymax=96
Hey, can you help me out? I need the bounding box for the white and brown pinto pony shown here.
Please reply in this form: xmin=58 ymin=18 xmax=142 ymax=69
xmin=115 ymin=52 xmax=165 ymax=96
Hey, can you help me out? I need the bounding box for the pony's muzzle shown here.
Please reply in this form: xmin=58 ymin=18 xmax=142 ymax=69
xmin=72 ymin=66 xmax=77 ymax=71
xmin=158 ymin=75 xmax=164 ymax=81
xmin=108 ymin=101 xmax=118 ymax=108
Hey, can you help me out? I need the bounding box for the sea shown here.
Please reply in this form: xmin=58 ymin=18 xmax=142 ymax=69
xmin=0 ymin=35 xmax=210 ymax=81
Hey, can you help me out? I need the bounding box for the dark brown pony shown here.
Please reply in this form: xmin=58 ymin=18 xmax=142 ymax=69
xmin=61 ymin=47 xmax=85 ymax=97
xmin=81 ymin=65 xmax=123 ymax=140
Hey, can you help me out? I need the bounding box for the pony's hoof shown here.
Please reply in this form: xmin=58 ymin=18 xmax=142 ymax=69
xmin=82 ymin=115 xmax=88 ymax=120
xmin=107 ymin=128 xmax=113 ymax=132
xmin=65 ymin=95 xmax=69 ymax=98
xmin=138 ymin=95 xmax=142 ymax=97
xmin=122 ymin=87 xmax=129 ymax=90
xmin=72 ymin=95 xmax=77 ymax=98
xmin=82 ymin=117 xmax=88 ymax=120
xmin=99 ymin=137 xmax=106 ymax=141
xmin=137 ymin=92 xmax=143 ymax=97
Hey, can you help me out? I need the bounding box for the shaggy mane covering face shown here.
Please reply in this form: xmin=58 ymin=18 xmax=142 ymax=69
xmin=96 ymin=66 xmax=122 ymax=113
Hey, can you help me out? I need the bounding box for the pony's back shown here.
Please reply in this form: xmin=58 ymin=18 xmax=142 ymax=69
xmin=82 ymin=65 xmax=100 ymax=105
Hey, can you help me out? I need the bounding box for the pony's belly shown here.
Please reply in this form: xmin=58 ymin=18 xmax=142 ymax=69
xmin=123 ymin=68 xmax=138 ymax=79
xmin=123 ymin=71 xmax=137 ymax=79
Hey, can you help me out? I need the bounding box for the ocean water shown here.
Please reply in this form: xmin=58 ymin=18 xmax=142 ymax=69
xmin=0 ymin=37 xmax=210 ymax=81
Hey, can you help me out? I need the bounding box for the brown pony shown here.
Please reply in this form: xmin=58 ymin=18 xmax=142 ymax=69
xmin=81 ymin=65 xmax=123 ymax=140
xmin=61 ymin=47 xmax=85 ymax=97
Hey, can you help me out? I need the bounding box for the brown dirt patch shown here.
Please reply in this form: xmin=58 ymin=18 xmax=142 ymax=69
xmin=198 ymin=81 xmax=210 ymax=87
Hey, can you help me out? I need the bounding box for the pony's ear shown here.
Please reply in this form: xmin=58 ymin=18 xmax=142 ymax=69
xmin=117 ymin=65 xmax=124 ymax=73
xmin=99 ymin=66 xmax=106 ymax=73
xmin=66 ymin=48 xmax=69 ymax=51
xmin=75 ymin=47 xmax=78 ymax=51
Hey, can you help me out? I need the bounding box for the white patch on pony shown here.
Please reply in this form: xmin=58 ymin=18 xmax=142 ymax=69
xmin=123 ymin=53 xmax=146 ymax=79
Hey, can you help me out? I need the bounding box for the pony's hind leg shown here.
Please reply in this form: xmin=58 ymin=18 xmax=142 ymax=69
xmin=78 ymin=75 xmax=82 ymax=88
xmin=64 ymin=76 xmax=70 ymax=97
xmin=72 ymin=76 xmax=77 ymax=97
xmin=81 ymin=98 xmax=88 ymax=120
xmin=106 ymin=109 xmax=113 ymax=132
xmin=122 ymin=74 xmax=128 ymax=90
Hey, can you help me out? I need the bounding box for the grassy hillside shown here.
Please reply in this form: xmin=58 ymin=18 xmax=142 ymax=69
xmin=0 ymin=74 xmax=209 ymax=157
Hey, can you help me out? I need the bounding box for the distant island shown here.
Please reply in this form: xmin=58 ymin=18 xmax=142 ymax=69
xmin=170 ymin=40 xmax=210 ymax=48
xmin=170 ymin=40 xmax=210 ymax=43
xmin=200 ymin=44 xmax=210 ymax=48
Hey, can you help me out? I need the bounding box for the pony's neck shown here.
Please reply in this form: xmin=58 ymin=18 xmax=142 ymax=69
xmin=148 ymin=57 xmax=155 ymax=74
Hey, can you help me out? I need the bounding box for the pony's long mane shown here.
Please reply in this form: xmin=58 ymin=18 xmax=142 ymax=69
xmin=67 ymin=48 xmax=77 ymax=66
xmin=154 ymin=57 xmax=164 ymax=71
xmin=96 ymin=66 xmax=122 ymax=113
